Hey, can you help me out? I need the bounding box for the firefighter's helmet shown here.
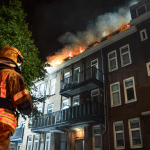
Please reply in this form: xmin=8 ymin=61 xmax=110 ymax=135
xmin=0 ymin=46 xmax=24 ymax=67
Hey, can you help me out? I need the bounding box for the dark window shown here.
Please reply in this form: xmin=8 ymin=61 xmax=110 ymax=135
xmin=137 ymin=5 xmax=146 ymax=16
xmin=127 ymin=87 xmax=135 ymax=101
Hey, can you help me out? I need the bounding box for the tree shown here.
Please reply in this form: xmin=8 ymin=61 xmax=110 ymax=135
xmin=0 ymin=0 xmax=48 ymax=125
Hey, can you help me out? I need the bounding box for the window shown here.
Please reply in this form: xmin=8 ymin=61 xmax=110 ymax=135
xmin=73 ymin=67 xmax=80 ymax=83
xmin=110 ymin=82 xmax=121 ymax=107
xmin=47 ymin=104 xmax=53 ymax=114
xmin=120 ymin=44 xmax=132 ymax=67
xmin=91 ymin=58 xmax=98 ymax=69
xmin=62 ymin=99 xmax=69 ymax=109
xmin=39 ymin=83 xmax=45 ymax=97
xmin=45 ymin=80 xmax=50 ymax=96
xmin=37 ymin=107 xmax=42 ymax=113
xmin=33 ymin=86 xmax=39 ymax=98
xmin=128 ymin=118 xmax=142 ymax=148
xmin=50 ymin=78 xmax=56 ymax=95
xmin=136 ymin=4 xmax=146 ymax=16
xmin=73 ymin=95 xmax=80 ymax=106
xmin=146 ymin=62 xmax=150 ymax=76
xmin=93 ymin=125 xmax=101 ymax=150
xmin=64 ymin=72 xmax=70 ymax=84
xmin=113 ymin=121 xmax=125 ymax=149
xmin=123 ymin=77 xmax=136 ymax=103
xmin=45 ymin=133 xmax=51 ymax=150
xmin=140 ymin=29 xmax=148 ymax=41
xmin=33 ymin=135 xmax=39 ymax=150
xmin=91 ymin=89 xmax=99 ymax=102
xmin=26 ymin=136 xmax=32 ymax=150
xmin=108 ymin=50 xmax=118 ymax=72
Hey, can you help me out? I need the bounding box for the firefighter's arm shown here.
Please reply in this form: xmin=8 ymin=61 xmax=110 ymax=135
xmin=10 ymin=72 xmax=34 ymax=115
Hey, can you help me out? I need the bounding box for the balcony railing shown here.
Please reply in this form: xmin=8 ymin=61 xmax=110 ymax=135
xmin=31 ymin=101 xmax=104 ymax=132
xmin=60 ymin=67 xmax=103 ymax=97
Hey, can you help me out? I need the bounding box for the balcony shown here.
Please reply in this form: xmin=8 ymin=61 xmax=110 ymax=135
xmin=31 ymin=101 xmax=104 ymax=133
xmin=60 ymin=67 xmax=104 ymax=97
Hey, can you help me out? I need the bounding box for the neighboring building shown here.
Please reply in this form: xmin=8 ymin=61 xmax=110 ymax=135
xmin=21 ymin=0 xmax=150 ymax=149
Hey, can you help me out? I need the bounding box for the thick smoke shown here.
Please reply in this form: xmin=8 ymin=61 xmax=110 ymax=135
xmin=46 ymin=0 xmax=140 ymax=65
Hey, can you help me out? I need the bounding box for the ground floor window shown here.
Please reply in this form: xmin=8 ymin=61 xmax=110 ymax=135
xmin=93 ymin=125 xmax=101 ymax=150
xmin=45 ymin=133 xmax=51 ymax=150
xmin=26 ymin=136 xmax=32 ymax=150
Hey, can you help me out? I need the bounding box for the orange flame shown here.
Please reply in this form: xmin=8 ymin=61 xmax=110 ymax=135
xmin=119 ymin=24 xmax=130 ymax=32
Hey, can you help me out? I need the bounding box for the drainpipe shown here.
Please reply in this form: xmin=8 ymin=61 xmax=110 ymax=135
xmin=100 ymin=49 xmax=110 ymax=150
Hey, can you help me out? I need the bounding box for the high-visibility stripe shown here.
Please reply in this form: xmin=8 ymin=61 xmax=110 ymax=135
xmin=0 ymin=112 xmax=17 ymax=121
xmin=1 ymin=73 xmax=7 ymax=98
xmin=13 ymin=89 xmax=29 ymax=101
xmin=0 ymin=118 xmax=16 ymax=129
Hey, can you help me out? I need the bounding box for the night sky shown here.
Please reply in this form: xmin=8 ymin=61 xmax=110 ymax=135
xmin=19 ymin=0 xmax=139 ymax=61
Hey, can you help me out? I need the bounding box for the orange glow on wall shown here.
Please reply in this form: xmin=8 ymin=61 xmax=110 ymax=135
xmin=76 ymin=129 xmax=84 ymax=139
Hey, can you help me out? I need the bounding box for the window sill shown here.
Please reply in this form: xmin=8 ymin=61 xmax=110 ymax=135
xmin=140 ymin=39 xmax=148 ymax=42
xmin=130 ymin=145 xmax=143 ymax=149
xmin=115 ymin=147 xmax=125 ymax=150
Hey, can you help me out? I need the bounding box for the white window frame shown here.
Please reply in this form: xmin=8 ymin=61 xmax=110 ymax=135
xmin=136 ymin=4 xmax=147 ymax=17
xmin=62 ymin=98 xmax=69 ymax=109
xmin=91 ymin=58 xmax=98 ymax=69
xmin=64 ymin=72 xmax=70 ymax=83
xmin=146 ymin=62 xmax=150 ymax=76
xmin=140 ymin=29 xmax=148 ymax=41
xmin=50 ymin=78 xmax=56 ymax=95
xmin=113 ymin=121 xmax=125 ymax=149
xmin=39 ymin=83 xmax=45 ymax=98
xmin=45 ymin=80 xmax=50 ymax=96
xmin=123 ymin=77 xmax=137 ymax=104
xmin=73 ymin=95 xmax=80 ymax=106
xmin=110 ymin=82 xmax=121 ymax=107
xmin=74 ymin=67 xmax=80 ymax=83
xmin=26 ymin=135 xmax=32 ymax=150
xmin=33 ymin=134 xmax=40 ymax=150
xmin=128 ymin=118 xmax=143 ymax=148
xmin=47 ymin=104 xmax=53 ymax=114
xmin=92 ymin=125 xmax=102 ymax=150
xmin=108 ymin=50 xmax=118 ymax=72
xmin=33 ymin=86 xmax=39 ymax=98
xmin=120 ymin=44 xmax=132 ymax=67
xmin=45 ymin=133 xmax=51 ymax=150
xmin=91 ymin=89 xmax=99 ymax=102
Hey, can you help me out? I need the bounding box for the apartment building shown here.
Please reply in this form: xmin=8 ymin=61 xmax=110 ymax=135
xmin=10 ymin=0 xmax=150 ymax=149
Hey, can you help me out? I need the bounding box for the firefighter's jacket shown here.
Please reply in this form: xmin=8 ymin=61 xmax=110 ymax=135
xmin=0 ymin=68 xmax=32 ymax=135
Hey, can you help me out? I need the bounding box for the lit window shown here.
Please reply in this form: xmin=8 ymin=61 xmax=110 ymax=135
xmin=73 ymin=95 xmax=80 ymax=106
xmin=123 ymin=77 xmax=137 ymax=103
xmin=73 ymin=67 xmax=80 ymax=83
xmin=50 ymin=78 xmax=56 ymax=95
xmin=136 ymin=4 xmax=146 ymax=16
xmin=140 ymin=29 xmax=148 ymax=41
xmin=93 ymin=125 xmax=101 ymax=150
xmin=146 ymin=62 xmax=150 ymax=76
xmin=110 ymin=82 xmax=121 ymax=107
xmin=91 ymin=89 xmax=99 ymax=103
xmin=128 ymin=118 xmax=142 ymax=148
xmin=26 ymin=135 xmax=32 ymax=150
xmin=108 ymin=50 xmax=118 ymax=72
xmin=120 ymin=44 xmax=132 ymax=67
xmin=45 ymin=133 xmax=51 ymax=150
xmin=33 ymin=135 xmax=39 ymax=150
xmin=47 ymin=104 xmax=53 ymax=114
xmin=113 ymin=121 xmax=125 ymax=149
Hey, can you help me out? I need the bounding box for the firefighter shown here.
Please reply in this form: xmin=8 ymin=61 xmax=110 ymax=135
xmin=0 ymin=46 xmax=34 ymax=150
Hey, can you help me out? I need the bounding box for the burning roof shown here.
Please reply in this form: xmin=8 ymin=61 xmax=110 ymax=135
xmin=46 ymin=23 xmax=130 ymax=68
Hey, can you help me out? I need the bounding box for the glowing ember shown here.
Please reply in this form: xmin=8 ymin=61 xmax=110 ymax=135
xmin=69 ymin=52 xmax=73 ymax=58
xmin=119 ymin=24 xmax=130 ymax=32
xmin=79 ymin=47 xmax=84 ymax=53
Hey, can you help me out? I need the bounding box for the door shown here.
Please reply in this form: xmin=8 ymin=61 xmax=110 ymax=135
xmin=74 ymin=67 xmax=80 ymax=84
xmin=75 ymin=140 xmax=84 ymax=150
xmin=60 ymin=141 xmax=67 ymax=150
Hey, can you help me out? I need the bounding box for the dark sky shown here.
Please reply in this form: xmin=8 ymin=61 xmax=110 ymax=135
xmin=20 ymin=0 xmax=137 ymax=61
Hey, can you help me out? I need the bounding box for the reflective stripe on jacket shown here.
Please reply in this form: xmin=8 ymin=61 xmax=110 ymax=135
xmin=0 ymin=69 xmax=31 ymax=135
